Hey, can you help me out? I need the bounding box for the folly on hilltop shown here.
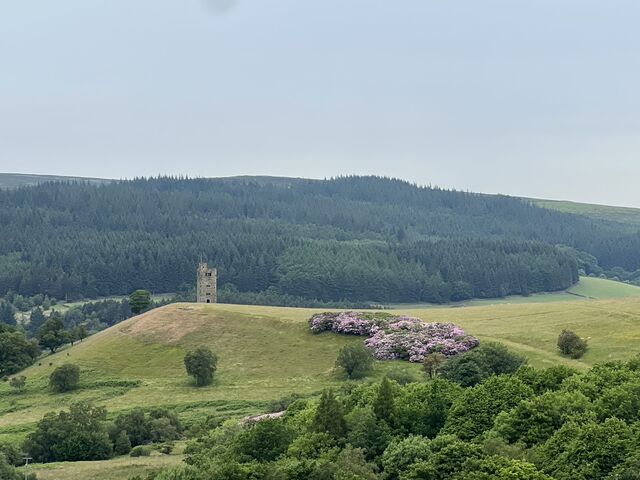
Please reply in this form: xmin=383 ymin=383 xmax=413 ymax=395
xmin=196 ymin=263 xmax=217 ymax=303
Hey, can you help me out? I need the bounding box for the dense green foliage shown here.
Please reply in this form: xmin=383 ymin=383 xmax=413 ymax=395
xmin=49 ymin=364 xmax=80 ymax=393
xmin=0 ymin=455 xmax=20 ymax=480
xmin=557 ymin=330 xmax=588 ymax=359
xmin=24 ymin=402 xmax=113 ymax=462
xmin=184 ymin=347 xmax=218 ymax=386
xmin=23 ymin=403 xmax=182 ymax=463
xmin=155 ymin=352 xmax=640 ymax=480
xmin=7 ymin=175 xmax=638 ymax=304
xmin=0 ymin=323 xmax=39 ymax=377
xmin=335 ymin=344 xmax=374 ymax=379
xmin=129 ymin=290 xmax=152 ymax=315
xmin=37 ymin=315 xmax=69 ymax=353
xmin=439 ymin=342 xmax=527 ymax=387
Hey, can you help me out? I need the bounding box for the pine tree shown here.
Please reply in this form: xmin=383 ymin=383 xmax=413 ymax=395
xmin=373 ymin=376 xmax=396 ymax=423
xmin=313 ymin=389 xmax=346 ymax=437
xmin=28 ymin=307 xmax=46 ymax=335
xmin=0 ymin=301 xmax=16 ymax=325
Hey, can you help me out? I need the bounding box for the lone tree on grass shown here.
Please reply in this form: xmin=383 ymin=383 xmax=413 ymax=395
xmin=73 ymin=324 xmax=89 ymax=343
xmin=557 ymin=330 xmax=588 ymax=359
xmin=184 ymin=347 xmax=217 ymax=386
xmin=129 ymin=290 xmax=152 ymax=315
xmin=336 ymin=344 xmax=374 ymax=379
xmin=49 ymin=364 xmax=80 ymax=393
xmin=38 ymin=316 xmax=69 ymax=353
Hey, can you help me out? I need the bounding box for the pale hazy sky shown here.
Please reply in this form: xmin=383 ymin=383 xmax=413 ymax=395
xmin=2 ymin=1 xmax=640 ymax=207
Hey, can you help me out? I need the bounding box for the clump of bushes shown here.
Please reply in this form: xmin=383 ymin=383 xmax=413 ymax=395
xmin=310 ymin=312 xmax=479 ymax=362
xmin=439 ymin=342 xmax=527 ymax=387
xmin=557 ymin=330 xmax=588 ymax=359
xmin=130 ymin=445 xmax=151 ymax=457
xmin=22 ymin=402 xmax=183 ymax=463
xmin=49 ymin=364 xmax=80 ymax=392
xmin=9 ymin=375 xmax=26 ymax=393
xmin=109 ymin=407 xmax=183 ymax=454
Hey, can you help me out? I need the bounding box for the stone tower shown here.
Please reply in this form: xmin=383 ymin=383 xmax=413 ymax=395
xmin=196 ymin=263 xmax=217 ymax=303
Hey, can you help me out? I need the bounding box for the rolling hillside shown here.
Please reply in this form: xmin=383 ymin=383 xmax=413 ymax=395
xmin=531 ymin=198 xmax=640 ymax=228
xmin=0 ymin=173 xmax=109 ymax=189
xmin=4 ymin=288 xmax=640 ymax=446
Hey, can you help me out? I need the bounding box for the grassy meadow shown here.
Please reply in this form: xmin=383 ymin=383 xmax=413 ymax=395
xmin=2 ymin=277 xmax=640 ymax=478
xmin=531 ymin=197 xmax=640 ymax=227
xmin=390 ymin=276 xmax=640 ymax=308
xmin=26 ymin=452 xmax=185 ymax=480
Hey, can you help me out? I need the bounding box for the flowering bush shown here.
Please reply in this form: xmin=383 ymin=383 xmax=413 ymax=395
xmin=309 ymin=311 xmax=479 ymax=363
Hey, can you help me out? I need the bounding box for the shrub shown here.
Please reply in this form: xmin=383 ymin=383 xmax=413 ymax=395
xmin=385 ymin=368 xmax=418 ymax=385
xmin=310 ymin=312 xmax=479 ymax=362
xmin=9 ymin=375 xmax=26 ymax=393
xmin=184 ymin=347 xmax=217 ymax=386
xmin=130 ymin=445 xmax=151 ymax=457
xmin=49 ymin=364 xmax=80 ymax=392
xmin=336 ymin=344 xmax=373 ymax=379
xmin=557 ymin=330 xmax=588 ymax=359
xmin=112 ymin=408 xmax=182 ymax=448
xmin=0 ymin=441 xmax=22 ymax=466
xmin=113 ymin=430 xmax=132 ymax=455
xmin=0 ymin=455 xmax=20 ymax=480
xmin=233 ymin=419 xmax=294 ymax=462
xmin=439 ymin=342 xmax=527 ymax=387
xmin=157 ymin=443 xmax=174 ymax=455
xmin=154 ymin=465 xmax=202 ymax=480
xmin=0 ymin=324 xmax=40 ymax=377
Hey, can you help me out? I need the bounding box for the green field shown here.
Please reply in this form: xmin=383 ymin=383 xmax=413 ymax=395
xmin=530 ymin=197 xmax=640 ymax=227
xmin=390 ymin=276 xmax=640 ymax=308
xmin=4 ymin=287 xmax=640 ymax=442
xmin=3 ymin=278 xmax=640 ymax=478
xmin=26 ymin=452 xmax=184 ymax=480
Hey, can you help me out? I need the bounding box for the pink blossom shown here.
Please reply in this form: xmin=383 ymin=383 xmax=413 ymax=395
xmin=309 ymin=312 xmax=479 ymax=363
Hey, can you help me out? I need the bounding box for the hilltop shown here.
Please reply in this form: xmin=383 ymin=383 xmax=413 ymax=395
xmin=531 ymin=197 xmax=640 ymax=228
xmin=4 ymin=281 xmax=640 ymax=445
xmin=0 ymin=173 xmax=109 ymax=189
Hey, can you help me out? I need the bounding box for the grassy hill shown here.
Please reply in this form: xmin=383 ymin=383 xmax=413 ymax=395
xmin=0 ymin=172 xmax=109 ymax=189
xmin=5 ymin=289 xmax=640 ymax=447
xmin=531 ymin=198 xmax=640 ymax=228
xmin=390 ymin=276 xmax=640 ymax=308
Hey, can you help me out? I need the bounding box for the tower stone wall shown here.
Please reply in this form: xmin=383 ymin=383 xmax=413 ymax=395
xmin=197 ymin=263 xmax=217 ymax=303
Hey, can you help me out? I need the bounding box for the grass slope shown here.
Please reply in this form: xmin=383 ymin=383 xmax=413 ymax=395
xmin=531 ymin=198 xmax=640 ymax=227
xmin=4 ymin=294 xmax=640 ymax=446
xmin=0 ymin=173 xmax=109 ymax=189
xmin=26 ymin=453 xmax=184 ymax=480
xmin=391 ymin=277 xmax=640 ymax=308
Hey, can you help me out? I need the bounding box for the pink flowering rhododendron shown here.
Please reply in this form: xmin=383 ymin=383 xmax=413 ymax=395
xmin=309 ymin=311 xmax=478 ymax=363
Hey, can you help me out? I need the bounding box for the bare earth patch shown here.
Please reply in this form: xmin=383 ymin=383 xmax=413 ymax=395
xmin=119 ymin=305 xmax=211 ymax=345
